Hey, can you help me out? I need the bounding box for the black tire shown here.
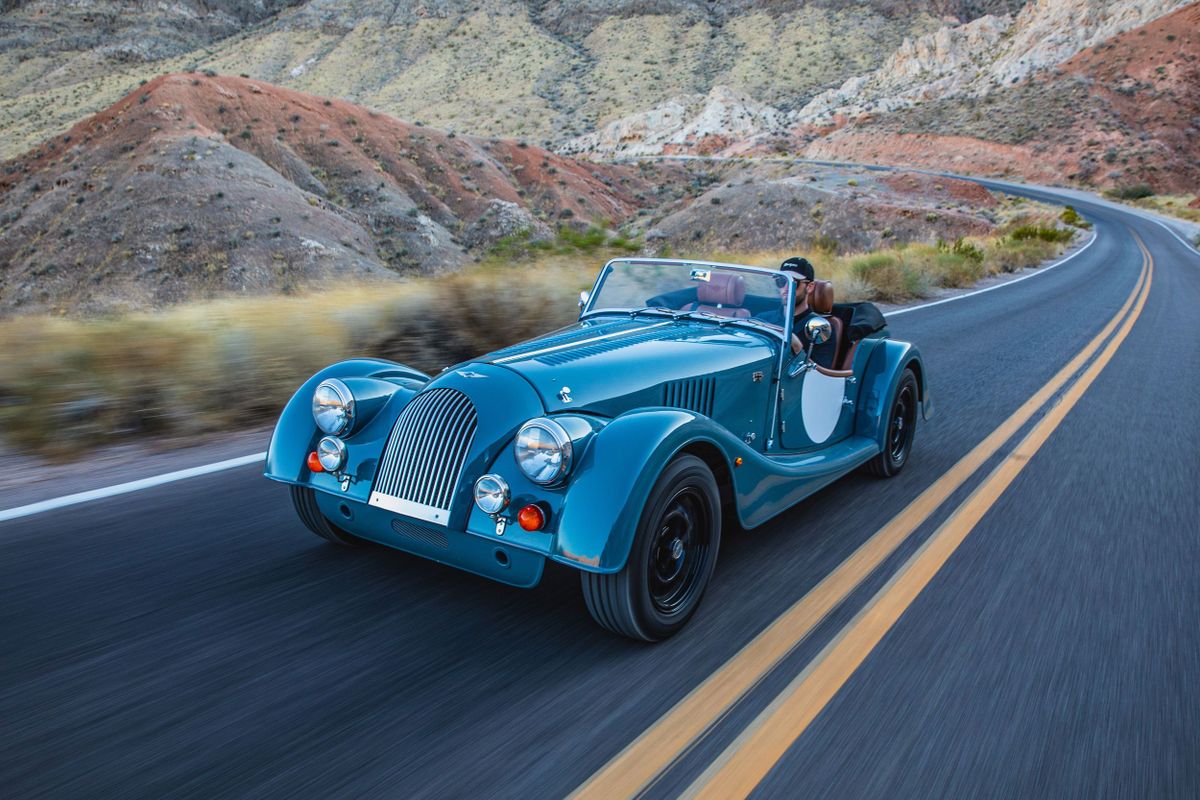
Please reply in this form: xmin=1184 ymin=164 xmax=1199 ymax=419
xmin=290 ymin=485 xmax=359 ymax=546
xmin=867 ymin=369 xmax=918 ymax=478
xmin=581 ymin=455 xmax=721 ymax=641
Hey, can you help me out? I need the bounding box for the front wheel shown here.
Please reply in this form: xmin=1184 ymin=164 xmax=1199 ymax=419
xmin=290 ymin=485 xmax=359 ymax=545
xmin=581 ymin=455 xmax=721 ymax=641
xmin=867 ymin=369 xmax=918 ymax=478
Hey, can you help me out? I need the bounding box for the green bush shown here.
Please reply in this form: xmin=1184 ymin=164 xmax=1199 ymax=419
xmin=1060 ymin=205 xmax=1084 ymax=227
xmin=848 ymin=253 xmax=922 ymax=302
xmin=1106 ymin=184 xmax=1154 ymax=200
xmin=1009 ymin=225 xmax=1074 ymax=244
xmin=937 ymin=237 xmax=985 ymax=263
xmin=933 ymin=252 xmax=983 ymax=288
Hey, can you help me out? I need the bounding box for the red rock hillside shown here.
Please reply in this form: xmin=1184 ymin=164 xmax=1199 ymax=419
xmin=0 ymin=73 xmax=664 ymax=316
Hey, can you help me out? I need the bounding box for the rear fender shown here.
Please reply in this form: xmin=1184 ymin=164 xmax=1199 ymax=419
xmin=854 ymin=340 xmax=931 ymax=449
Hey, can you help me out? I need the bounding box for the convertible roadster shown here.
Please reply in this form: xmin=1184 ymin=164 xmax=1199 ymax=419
xmin=265 ymin=258 xmax=931 ymax=640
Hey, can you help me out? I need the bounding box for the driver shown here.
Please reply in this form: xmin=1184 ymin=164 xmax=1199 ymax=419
xmin=758 ymin=257 xmax=836 ymax=363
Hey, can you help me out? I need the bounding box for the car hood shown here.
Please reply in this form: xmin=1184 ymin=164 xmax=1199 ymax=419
xmin=480 ymin=317 xmax=779 ymax=416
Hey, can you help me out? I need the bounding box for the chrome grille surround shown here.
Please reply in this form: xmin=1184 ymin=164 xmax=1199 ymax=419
xmin=368 ymin=388 xmax=478 ymax=525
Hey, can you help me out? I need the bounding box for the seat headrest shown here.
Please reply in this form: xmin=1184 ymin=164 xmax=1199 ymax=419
xmin=696 ymin=272 xmax=747 ymax=306
xmin=811 ymin=280 xmax=834 ymax=314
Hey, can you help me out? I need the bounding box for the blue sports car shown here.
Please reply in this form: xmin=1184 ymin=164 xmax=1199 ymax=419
xmin=265 ymin=258 xmax=932 ymax=640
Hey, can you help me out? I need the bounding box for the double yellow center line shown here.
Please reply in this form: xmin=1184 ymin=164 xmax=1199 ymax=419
xmin=573 ymin=232 xmax=1154 ymax=800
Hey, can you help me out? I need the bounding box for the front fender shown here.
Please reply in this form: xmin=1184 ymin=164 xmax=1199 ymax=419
xmin=553 ymin=409 xmax=732 ymax=574
xmin=264 ymin=358 xmax=428 ymax=491
xmin=854 ymin=339 xmax=931 ymax=448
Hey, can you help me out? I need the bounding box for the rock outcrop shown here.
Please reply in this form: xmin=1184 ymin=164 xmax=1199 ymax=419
xmin=797 ymin=0 xmax=1195 ymax=124
xmin=560 ymin=86 xmax=791 ymax=159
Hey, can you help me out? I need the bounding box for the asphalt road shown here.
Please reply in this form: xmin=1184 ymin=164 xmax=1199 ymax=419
xmin=2 ymin=185 xmax=1198 ymax=799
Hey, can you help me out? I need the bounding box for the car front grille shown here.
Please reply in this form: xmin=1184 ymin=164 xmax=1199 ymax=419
xmin=368 ymin=388 xmax=478 ymax=525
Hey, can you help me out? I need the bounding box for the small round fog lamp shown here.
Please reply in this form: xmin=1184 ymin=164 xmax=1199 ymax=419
xmin=474 ymin=474 xmax=510 ymax=515
xmin=317 ymin=436 xmax=346 ymax=472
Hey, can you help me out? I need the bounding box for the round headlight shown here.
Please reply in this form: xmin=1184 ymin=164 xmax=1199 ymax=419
xmin=317 ymin=436 xmax=346 ymax=472
xmin=313 ymin=378 xmax=354 ymax=435
xmin=474 ymin=474 xmax=510 ymax=515
xmin=514 ymin=418 xmax=573 ymax=485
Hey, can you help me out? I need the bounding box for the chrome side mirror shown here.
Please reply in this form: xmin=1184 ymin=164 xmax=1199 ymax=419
xmin=804 ymin=316 xmax=832 ymax=346
xmin=578 ymin=290 xmax=590 ymax=310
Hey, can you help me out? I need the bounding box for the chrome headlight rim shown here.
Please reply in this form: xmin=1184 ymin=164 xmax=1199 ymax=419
xmin=312 ymin=378 xmax=355 ymax=436
xmin=316 ymin=436 xmax=347 ymax=472
xmin=514 ymin=417 xmax=573 ymax=486
xmin=473 ymin=473 xmax=511 ymax=515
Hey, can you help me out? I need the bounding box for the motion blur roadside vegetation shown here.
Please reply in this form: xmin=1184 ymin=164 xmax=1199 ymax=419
xmin=0 ymin=212 xmax=1078 ymax=460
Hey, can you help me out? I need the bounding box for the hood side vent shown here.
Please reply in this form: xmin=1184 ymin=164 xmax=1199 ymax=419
xmin=663 ymin=377 xmax=716 ymax=417
xmin=536 ymin=328 xmax=676 ymax=366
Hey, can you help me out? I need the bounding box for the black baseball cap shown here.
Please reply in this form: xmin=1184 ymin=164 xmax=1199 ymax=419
xmin=780 ymin=256 xmax=814 ymax=282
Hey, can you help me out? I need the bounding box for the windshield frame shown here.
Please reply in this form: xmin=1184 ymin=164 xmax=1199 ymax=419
xmin=580 ymin=258 xmax=796 ymax=343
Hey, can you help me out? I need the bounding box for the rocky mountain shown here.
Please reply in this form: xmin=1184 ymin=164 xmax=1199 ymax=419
xmin=560 ymin=86 xmax=792 ymax=158
xmin=557 ymin=0 xmax=1197 ymax=193
xmin=805 ymin=2 xmax=1200 ymax=191
xmin=0 ymin=73 xmax=662 ymax=315
xmin=2 ymin=0 xmax=1035 ymax=160
xmin=796 ymin=0 xmax=1196 ymax=123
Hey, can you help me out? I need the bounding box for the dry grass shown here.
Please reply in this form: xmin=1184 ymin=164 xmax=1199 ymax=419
xmin=686 ymin=219 xmax=1073 ymax=303
xmin=0 ymin=255 xmax=595 ymax=458
xmin=0 ymin=222 xmax=1073 ymax=458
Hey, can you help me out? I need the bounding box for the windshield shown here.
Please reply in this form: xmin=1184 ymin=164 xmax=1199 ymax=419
xmin=586 ymin=260 xmax=789 ymax=330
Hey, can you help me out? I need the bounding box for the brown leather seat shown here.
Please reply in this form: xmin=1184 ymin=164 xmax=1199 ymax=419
xmin=809 ymin=280 xmax=844 ymax=367
xmin=687 ymin=272 xmax=751 ymax=318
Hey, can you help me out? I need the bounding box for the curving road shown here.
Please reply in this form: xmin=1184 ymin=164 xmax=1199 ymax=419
xmin=2 ymin=182 xmax=1198 ymax=799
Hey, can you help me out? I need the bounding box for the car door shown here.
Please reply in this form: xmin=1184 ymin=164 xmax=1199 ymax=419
xmin=776 ymin=343 xmax=872 ymax=451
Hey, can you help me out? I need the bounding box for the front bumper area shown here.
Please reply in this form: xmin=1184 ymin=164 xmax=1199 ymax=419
xmin=312 ymin=488 xmax=545 ymax=588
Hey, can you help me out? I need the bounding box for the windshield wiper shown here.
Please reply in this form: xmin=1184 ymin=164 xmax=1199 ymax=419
xmin=671 ymin=309 xmax=736 ymax=325
xmin=627 ymin=306 xmax=675 ymax=319
xmin=671 ymin=310 xmax=785 ymax=335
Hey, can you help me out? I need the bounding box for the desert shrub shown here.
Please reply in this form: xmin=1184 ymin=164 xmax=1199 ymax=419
xmin=848 ymin=253 xmax=918 ymax=301
xmin=1106 ymin=184 xmax=1154 ymax=200
xmin=932 ymin=252 xmax=983 ymax=288
xmin=1060 ymin=205 xmax=1084 ymax=226
xmin=557 ymin=224 xmax=608 ymax=251
xmin=985 ymin=237 xmax=1060 ymax=273
xmin=1009 ymin=225 xmax=1074 ymax=244
xmin=810 ymin=233 xmax=840 ymax=253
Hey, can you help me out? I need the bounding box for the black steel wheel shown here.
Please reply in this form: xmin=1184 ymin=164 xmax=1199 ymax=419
xmin=867 ymin=369 xmax=918 ymax=478
xmin=290 ymin=485 xmax=359 ymax=546
xmin=581 ymin=454 xmax=721 ymax=641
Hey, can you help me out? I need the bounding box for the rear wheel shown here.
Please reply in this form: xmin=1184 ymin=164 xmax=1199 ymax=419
xmin=867 ymin=370 xmax=918 ymax=478
xmin=581 ymin=455 xmax=721 ymax=641
xmin=290 ymin=485 xmax=359 ymax=546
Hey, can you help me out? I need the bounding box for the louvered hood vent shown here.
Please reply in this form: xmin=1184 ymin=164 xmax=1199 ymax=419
xmin=663 ymin=377 xmax=716 ymax=417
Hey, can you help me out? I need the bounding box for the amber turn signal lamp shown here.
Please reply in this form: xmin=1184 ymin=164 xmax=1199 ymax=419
xmin=306 ymin=451 xmax=325 ymax=472
xmin=517 ymin=504 xmax=545 ymax=531
xmin=734 ymin=457 xmax=743 ymax=467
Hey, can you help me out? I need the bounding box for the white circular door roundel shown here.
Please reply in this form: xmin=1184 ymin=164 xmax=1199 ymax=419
xmin=801 ymin=371 xmax=845 ymax=444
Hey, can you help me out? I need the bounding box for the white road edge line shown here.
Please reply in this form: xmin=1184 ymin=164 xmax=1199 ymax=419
xmin=0 ymin=212 xmax=1107 ymax=524
xmin=0 ymin=452 xmax=267 ymax=524
xmin=1146 ymin=215 xmax=1200 ymax=256
xmin=887 ymin=231 xmax=1098 ymax=317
